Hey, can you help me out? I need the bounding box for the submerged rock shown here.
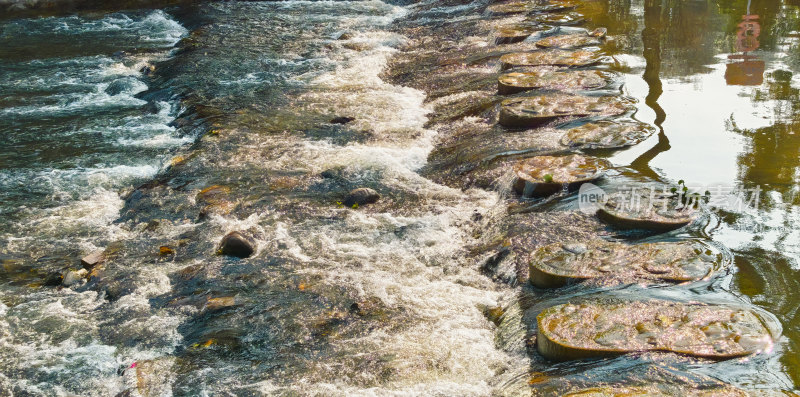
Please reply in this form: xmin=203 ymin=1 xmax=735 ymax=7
xmin=529 ymin=240 xmax=717 ymax=288
xmin=537 ymin=300 xmax=774 ymax=361
xmin=343 ymin=187 xmax=380 ymax=207
xmin=495 ymin=24 xmax=552 ymax=45
xmin=218 ymin=231 xmax=256 ymax=258
xmin=597 ymin=190 xmax=697 ymax=232
xmin=536 ymin=32 xmax=605 ymax=49
xmin=499 ymin=94 xmax=633 ymax=128
xmin=330 ymin=116 xmax=355 ymax=124
xmin=560 ymin=120 xmax=656 ymax=149
xmin=513 ymin=154 xmax=609 ymax=197
xmin=196 ymin=185 xmax=231 ymax=204
xmin=498 ymin=69 xmax=610 ymax=94
xmin=486 ymin=1 xmax=535 ymax=15
xmin=500 ymin=49 xmax=603 ymax=69
xmin=563 ymin=385 xmax=748 ymax=397
xmin=529 ymin=11 xmax=585 ymax=25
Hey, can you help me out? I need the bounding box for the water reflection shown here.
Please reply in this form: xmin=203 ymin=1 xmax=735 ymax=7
xmin=592 ymin=0 xmax=800 ymax=389
xmin=725 ymin=9 xmax=764 ymax=85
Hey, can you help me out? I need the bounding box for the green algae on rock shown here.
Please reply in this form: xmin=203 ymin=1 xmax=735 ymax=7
xmin=498 ymin=69 xmax=610 ymax=94
xmin=513 ymin=154 xmax=609 ymax=197
xmin=536 ymin=32 xmax=605 ymax=49
xmin=529 ymin=240 xmax=717 ymax=288
xmin=537 ymin=300 xmax=774 ymax=362
xmin=596 ymin=190 xmax=697 ymax=232
xmin=499 ymin=94 xmax=633 ymax=128
xmin=560 ymin=120 xmax=656 ymax=149
xmin=562 ymin=385 xmax=749 ymax=397
xmin=500 ymin=49 xmax=603 ymax=69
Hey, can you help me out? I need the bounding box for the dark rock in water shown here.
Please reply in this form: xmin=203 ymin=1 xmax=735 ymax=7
xmin=337 ymin=31 xmax=354 ymax=40
xmin=112 ymin=50 xmax=128 ymax=59
xmin=81 ymin=250 xmax=105 ymax=269
xmin=140 ymin=64 xmax=156 ymax=76
xmin=495 ymin=24 xmax=552 ymax=45
xmin=219 ymin=231 xmax=256 ymax=258
xmin=344 ymin=187 xmax=380 ymax=207
xmin=330 ymin=116 xmax=355 ymax=124
xmin=104 ymin=78 xmax=137 ymax=96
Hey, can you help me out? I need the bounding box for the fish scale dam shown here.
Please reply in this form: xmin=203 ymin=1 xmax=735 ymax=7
xmin=1 ymin=0 xmax=800 ymax=395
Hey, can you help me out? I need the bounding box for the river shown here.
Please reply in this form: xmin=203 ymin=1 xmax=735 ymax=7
xmin=0 ymin=0 xmax=798 ymax=395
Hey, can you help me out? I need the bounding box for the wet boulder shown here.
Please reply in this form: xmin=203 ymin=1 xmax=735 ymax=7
xmin=218 ymin=231 xmax=256 ymax=259
xmin=495 ymin=24 xmax=553 ymax=45
xmin=500 ymin=49 xmax=603 ymax=69
xmin=343 ymin=187 xmax=380 ymax=207
xmin=81 ymin=249 xmax=105 ymax=269
xmin=560 ymin=120 xmax=656 ymax=149
xmin=596 ymin=190 xmax=697 ymax=232
xmin=62 ymin=268 xmax=88 ymax=287
xmin=498 ymin=94 xmax=633 ymax=129
xmin=513 ymin=154 xmax=609 ymax=197
xmin=529 ymin=240 xmax=717 ymax=288
xmin=537 ymin=300 xmax=774 ymax=361
xmin=529 ymin=11 xmax=585 ymax=25
xmin=498 ymin=69 xmax=610 ymax=94
xmin=536 ymin=32 xmax=605 ymax=49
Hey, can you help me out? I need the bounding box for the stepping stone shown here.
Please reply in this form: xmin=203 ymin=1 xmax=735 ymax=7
xmin=530 ymin=11 xmax=585 ymax=25
xmin=537 ymin=300 xmax=774 ymax=361
xmin=597 ymin=190 xmax=697 ymax=232
xmin=499 ymin=93 xmax=633 ymax=128
xmin=560 ymin=120 xmax=656 ymax=149
xmin=487 ymin=1 xmax=536 ymax=15
xmin=500 ymin=49 xmax=603 ymax=69
xmin=529 ymin=240 xmax=717 ymax=288
xmin=495 ymin=24 xmax=553 ymax=44
xmin=513 ymin=154 xmax=609 ymax=197
xmin=563 ymin=386 xmax=748 ymax=397
xmin=536 ymin=32 xmax=604 ymax=49
xmin=498 ymin=69 xmax=610 ymax=94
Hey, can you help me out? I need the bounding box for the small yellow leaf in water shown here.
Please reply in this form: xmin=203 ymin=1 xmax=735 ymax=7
xmin=159 ymin=246 xmax=175 ymax=256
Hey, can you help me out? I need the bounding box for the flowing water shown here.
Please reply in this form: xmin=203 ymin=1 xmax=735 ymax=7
xmin=0 ymin=0 xmax=799 ymax=395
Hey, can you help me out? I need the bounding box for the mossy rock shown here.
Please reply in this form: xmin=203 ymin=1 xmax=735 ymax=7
xmin=498 ymin=69 xmax=610 ymax=94
xmin=499 ymin=94 xmax=633 ymax=128
xmin=513 ymin=154 xmax=609 ymax=197
xmin=500 ymin=49 xmax=603 ymax=69
xmin=562 ymin=386 xmax=748 ymax=397
xmin=560 ymin=120 xmax=656 ymax=149
xmin=537 ymin=300 xmax=774 ymax=362
xmin=529 ymin=240 xmax=717 ymax=288
xmin=536 ymin=33 xmax=604 ymax=49
xmin=597 ymin=191 xmax=697 ymax=232
xmin=530 ymin=11 xmax=586 ymax=25
xmin=495 ymin=24 xmax=553 ymax=44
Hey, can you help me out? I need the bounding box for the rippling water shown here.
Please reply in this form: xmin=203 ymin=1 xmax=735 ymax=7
xmin=1 ymin=0 xmax=800 ymax=395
